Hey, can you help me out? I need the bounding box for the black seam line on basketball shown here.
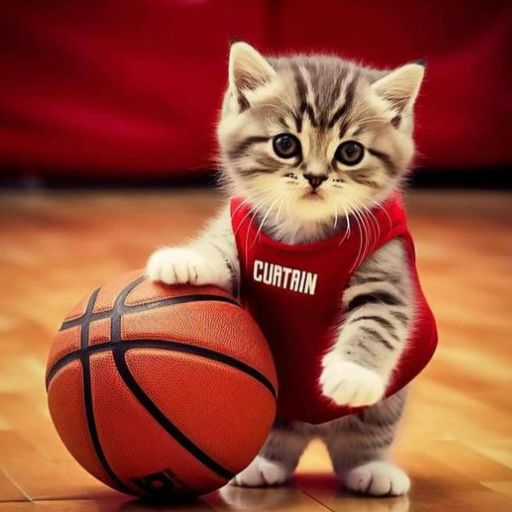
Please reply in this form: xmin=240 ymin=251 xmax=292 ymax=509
xmin=111 ymin=277 xmax=146 ymax=343
xmin=112 ymin=347 xmax=235 ymax=481
xmin=80 ymin=288 xmax=99 ymax=350
xmin=79 ymin=290 xmax=133 ymax=495
xmin=46 ymin=340 xmax=278 ymax=399
xmin=59 ymin=275 xmax=144 ymax=330
xmin=60 ymin=294 xmax=242 ymax=331
xmin=46 ymin=341 xmax=277 ymax=399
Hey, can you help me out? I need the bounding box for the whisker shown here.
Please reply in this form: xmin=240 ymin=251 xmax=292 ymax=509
xmin=231 ymin=188 xmax=268 ymax=219
xmin=234 ymin=191 xmax=270 ymax=239
xmin=232 ymin=184 xmax=279 ymax=236
xmin=337 ymin=203 xmax=351 ymax=246
xmin=368 ymin=197 xmax=393 ymax=231
xmin=250 ymin=194 xmax=282 ymax=249
xmin=276 ymin=190 xmax=293 ymax=223
xmin=243 ymin=196 xmax=271 ymax=261
xmin=345 ymin=202 xmax=364 ymax=271
xmin=233 ymin=196 xmax=266 ymax=237
xmin=361 ymin=202 xmax=381 ymax=251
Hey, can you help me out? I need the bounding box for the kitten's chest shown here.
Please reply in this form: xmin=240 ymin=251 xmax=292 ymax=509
xmin=228 ymin=195 xmax=438 ymax=424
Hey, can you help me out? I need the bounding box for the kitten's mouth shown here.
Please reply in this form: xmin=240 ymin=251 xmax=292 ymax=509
xmin=302 ymin=189 xmax=324 ymax=200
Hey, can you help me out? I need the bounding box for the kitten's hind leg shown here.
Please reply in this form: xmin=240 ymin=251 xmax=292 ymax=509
xmin=231 ymin=421 xmax=310 ymax=487
xmin=323 ymin=389 xmax=410 ymax=496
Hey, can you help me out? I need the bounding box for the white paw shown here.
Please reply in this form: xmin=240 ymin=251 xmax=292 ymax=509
xmin=320 ymin=355 xmax=385 ymax=407
xmin=230 ymin=456 xmax=290 ymax=487
xmin=146 ymin=247 xmax=230 ymax=289
xmin=344 ymin=461 xmax=410 ymax=496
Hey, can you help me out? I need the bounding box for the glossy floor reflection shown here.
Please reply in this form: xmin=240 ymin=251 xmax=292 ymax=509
xmin=218 ymin=476 xmax=410 ymax=511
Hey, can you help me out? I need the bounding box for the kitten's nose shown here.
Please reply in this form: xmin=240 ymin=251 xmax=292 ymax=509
xmin=304 ymin=173 xmax=328 ymax=190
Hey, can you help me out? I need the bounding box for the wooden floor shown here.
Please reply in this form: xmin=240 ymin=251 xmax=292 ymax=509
xmin=0 ymin=188 xmax=511 ymax=511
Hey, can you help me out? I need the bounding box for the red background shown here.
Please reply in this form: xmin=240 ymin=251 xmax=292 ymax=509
xmin=1 ymin=1 xmax=510 ymax=180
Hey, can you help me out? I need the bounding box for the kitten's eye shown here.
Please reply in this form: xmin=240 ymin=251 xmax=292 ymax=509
xmin=335 ymin=141 xmax=364 ymax=166
xmin=272 ymin=133 xmax=301 ymax=159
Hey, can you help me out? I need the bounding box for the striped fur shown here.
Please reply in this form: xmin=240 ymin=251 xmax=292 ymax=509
xmin=330 ymin=238 xmax=414 ymax=376
xmin=147 ymin=43 xmax=425 ymax=496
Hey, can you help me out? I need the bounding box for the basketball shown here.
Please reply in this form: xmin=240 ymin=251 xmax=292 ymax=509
xmin=45 ymin=270 xmax=277 ymax=499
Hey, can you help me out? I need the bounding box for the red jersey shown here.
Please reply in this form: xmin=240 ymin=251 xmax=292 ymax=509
xmin=230 ymin=195 xmax=437 ymax=424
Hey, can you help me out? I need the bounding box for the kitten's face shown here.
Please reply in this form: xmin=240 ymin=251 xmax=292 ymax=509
xmin=218 ymin=43 xmax=424 ymax=228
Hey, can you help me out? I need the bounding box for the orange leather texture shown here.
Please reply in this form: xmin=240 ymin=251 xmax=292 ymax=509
xmin=47 ymin=361 xmax=113 ymax=487
xmin=88 ymin=318 xmax=112 ymax=346
xmin=93 ymin=270 xmax=142 ymax=313
xmin=126 ymin=349 xmax=275 ymax=473
xmin=64 ymin=294 xmax=89 ymax=321
xmin=46 ymin=325 xmax=81 ymax=372
xmin=90 ymin=351 xmax=225 ymax=494
xmin=122 ymin=301 xmax=277 ymax=381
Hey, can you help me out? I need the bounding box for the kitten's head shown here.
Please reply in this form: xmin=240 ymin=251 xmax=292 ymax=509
xmin=217 ymin=43 xmax=424 ymax=233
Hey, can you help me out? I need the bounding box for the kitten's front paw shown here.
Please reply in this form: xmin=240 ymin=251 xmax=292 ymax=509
xmin=320 ymin=355 xmax=385 ymax=407
xmin=146 ymin=247 xmax=230 ymax=289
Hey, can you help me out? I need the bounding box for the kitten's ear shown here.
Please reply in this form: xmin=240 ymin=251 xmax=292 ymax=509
xmin=229 ymin=42 xmax=276 ymax=92
xmin=371 ymin=63 xmax=425 ymax=113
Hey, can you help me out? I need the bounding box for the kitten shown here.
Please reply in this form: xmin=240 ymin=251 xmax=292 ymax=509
xmin=147 ymin=43 xmax=427 ymax=496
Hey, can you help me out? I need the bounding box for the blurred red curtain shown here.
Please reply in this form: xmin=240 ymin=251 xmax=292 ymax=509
xmin=0 ymin=1 xmax=510 ymax=180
